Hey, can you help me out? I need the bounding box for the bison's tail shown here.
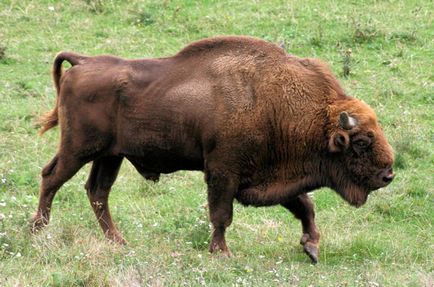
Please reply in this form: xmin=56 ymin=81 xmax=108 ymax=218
xmin=38 ymin=52 xmax=87 ymax=135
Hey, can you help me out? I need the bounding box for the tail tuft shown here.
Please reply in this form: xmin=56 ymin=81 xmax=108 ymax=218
xmin=37 ymin=107 xmax=58 ymax=135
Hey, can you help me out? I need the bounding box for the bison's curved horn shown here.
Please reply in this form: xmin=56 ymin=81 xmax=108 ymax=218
xmin=339 ymin=112 xmax=357 ymax=130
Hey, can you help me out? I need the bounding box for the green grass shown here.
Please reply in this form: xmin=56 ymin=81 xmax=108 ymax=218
xmin=0 ymin=0 xmax=433 ymax=286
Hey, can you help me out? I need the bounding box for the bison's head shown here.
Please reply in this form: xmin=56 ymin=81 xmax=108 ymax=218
xmin=327 ymin=99 xmax=394 ymax=207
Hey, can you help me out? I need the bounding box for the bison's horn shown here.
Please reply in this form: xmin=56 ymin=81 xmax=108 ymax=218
xmin=339 ymin=112 xmax=357 ymax=130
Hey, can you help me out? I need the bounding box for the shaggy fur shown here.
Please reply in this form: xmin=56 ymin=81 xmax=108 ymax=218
xmin=33 ymin=36 xmax=394 ymax=263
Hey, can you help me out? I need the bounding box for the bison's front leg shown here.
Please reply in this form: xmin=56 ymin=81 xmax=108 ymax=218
xmin=206 ymin=170 xmax=237 ymax=257
xmin=282 ymin=194 xmax=320 ymax=264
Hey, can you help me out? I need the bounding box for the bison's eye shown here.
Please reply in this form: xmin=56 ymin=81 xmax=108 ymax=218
xmin=352 ymin=136 xmax=371 ymax=150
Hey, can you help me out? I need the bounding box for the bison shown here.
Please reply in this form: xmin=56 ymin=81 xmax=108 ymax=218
xmin=32 ymin=36 xmax=394 ymax=263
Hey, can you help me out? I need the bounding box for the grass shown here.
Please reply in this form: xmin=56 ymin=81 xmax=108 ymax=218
xmin=0 ymin=0 xmax=433 ymax=286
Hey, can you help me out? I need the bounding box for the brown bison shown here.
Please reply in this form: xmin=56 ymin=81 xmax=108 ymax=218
xmin=32 ymin=36 xmax=394 ymax=263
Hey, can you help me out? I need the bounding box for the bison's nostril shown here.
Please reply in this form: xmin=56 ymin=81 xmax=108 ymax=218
xmin=382 ymin=169 xmax=395 ymax=183
xmin=383 ymin=174 xmax=394 ymax=183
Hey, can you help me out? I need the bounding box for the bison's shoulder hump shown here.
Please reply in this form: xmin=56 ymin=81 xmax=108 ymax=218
xmin=175 ymin=36 xmax=286 ymax=58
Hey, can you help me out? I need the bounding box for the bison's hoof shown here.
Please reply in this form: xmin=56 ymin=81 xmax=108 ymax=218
xmin=209 ymin=243 xmax=232 ymax=257
xmin=106 ymin=232 xmax=127 ymax=245
xmin=113 ymin=236 xmax=127 ymax=245
xmin=216 ymin=249 xmax=232 ymax=258
xmin=29 ymin=215 xmax=48 ymax=233
xmin=303 ymin=242 xmax=319 ymax=264
xmin=223 ymin=249 xmax=233 ymax=257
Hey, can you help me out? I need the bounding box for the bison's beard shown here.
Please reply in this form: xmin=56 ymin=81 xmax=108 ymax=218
xmin=328 ymin=168 xmax=370 ymax=207
xmin=334 ymin=181 xmax=369 ymax=207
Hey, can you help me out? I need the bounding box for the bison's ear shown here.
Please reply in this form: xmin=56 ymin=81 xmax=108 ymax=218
xmin=329 ymin=131 xmax=350 ymax=153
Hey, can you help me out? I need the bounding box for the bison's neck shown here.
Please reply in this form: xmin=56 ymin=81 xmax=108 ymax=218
xmin=267 ymin=105 xmax=328 ymax=165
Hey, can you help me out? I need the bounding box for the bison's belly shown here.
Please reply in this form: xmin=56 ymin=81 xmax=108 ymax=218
xmin=120 ymin=137 xmax=203 ymax=176
xmin=116 ymin=106 xmax=205 ymax=173
xmin=126 ymin=150 xmax=203 ymax=173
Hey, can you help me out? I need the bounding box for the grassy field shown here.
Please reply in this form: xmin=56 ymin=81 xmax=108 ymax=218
xmin=0 ymin=0 xmax=433 ymax=286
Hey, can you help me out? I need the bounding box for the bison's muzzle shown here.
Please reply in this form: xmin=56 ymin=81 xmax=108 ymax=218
xmin=376 ymin=166 xmax=395 ymax=187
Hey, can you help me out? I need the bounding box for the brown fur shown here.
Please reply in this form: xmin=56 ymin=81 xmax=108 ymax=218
xmin=32 ymin=36 xmax=394 ymax=263
xmin=38 ymin=52 xmax=88 ymax=135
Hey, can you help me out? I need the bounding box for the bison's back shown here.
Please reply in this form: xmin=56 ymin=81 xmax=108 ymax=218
xmin=55 ymin=36 xmax=329 ymax=174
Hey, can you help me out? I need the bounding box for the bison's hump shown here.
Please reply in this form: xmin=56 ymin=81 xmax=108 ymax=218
xmin=175 ymin=36 xmax=286 ymax=58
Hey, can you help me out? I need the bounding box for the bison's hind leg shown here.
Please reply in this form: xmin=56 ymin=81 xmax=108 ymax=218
xmin=85 ymin=156 xmax=125 ymax=244
xmin=31 ymin=152 xmax=87 ymax=232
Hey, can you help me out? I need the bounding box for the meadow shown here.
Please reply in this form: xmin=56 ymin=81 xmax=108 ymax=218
xmin=0 ymin=0 xmax=433 ymax=286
